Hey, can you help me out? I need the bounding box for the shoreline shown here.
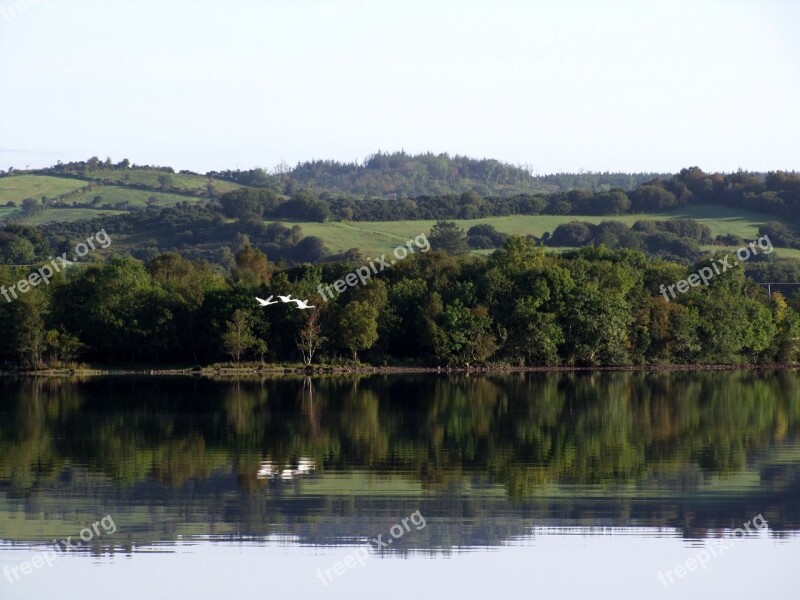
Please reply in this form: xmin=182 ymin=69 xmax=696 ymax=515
xmin=2 ymin=363 xmax=798 ymax=377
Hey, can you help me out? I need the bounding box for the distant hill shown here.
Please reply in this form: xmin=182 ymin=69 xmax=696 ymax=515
xmin=0 ymin=152 xmax=669 ymax=226
xmin=1 ymin=155 xmax=798 ymax=271
xmin=213 ymin=151 xmax=668 ymax=198
xmin=0 ymin=165 xmax=240 ymax=226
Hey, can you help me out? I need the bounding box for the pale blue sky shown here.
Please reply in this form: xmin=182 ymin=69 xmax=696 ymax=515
xmin=1 ymin=0 xmax=798 ymax=174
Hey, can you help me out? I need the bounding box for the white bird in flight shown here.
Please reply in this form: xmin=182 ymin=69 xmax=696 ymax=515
xmin=291 ymin=299 xmax=315 ymax=310
xmin=257 ymin=294 xmax=315 ymax=310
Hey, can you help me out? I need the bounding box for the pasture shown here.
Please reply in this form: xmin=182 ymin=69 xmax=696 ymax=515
xmin=0 ymin=175 xmax=89 ymax=203
xmin=282 ymin=204 xmax=785 ymax=256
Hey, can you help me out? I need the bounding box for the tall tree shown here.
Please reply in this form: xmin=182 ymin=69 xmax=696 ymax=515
xmin=337 ymin=301 xmax=379 ymax=361
xmin=14 ymin=302 xmax=47 ymax=369
xmin=430 ymin=301 xmax=498 ymax=365
xmin=222 ymin=309 xmax=259 ymax=362
xmin=297 ymin=311 xmax=326 ymax=366
xmin=428 ymin=221 xmax=469 ymax=255
xmin=232 ymin=246 xmax=273 ymax=286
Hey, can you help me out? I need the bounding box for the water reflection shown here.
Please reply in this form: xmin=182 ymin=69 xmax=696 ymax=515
xmin=256 ymin=457 xmax=316 ymax=480
xmin=0 ymin=372 xmax=798 ymax=550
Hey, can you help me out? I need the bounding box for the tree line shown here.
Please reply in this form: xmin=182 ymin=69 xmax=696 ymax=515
xmin=212 ymin=166 xmax=800 ymax=225
xmin=1 ymin=234 xmax=797 ymax=369
xmin=10 ymin=157 xmax=800 ymax=225
xmin=0 ymin=206 xmax=329 ymax=266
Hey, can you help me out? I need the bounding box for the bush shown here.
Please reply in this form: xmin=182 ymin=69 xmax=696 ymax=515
xmin=716 ymin=233 xmax=745 ymax=246
xmin=468 ymin=235 xmax=495 ymax=249
xmin=549 ymin=222 xmax=593 ymax=246
xmin=467 ymin=224 xmax=508 ymax=248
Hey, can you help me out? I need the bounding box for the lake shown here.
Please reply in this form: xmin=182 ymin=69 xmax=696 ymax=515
xmin=0 ymin=372 xmax=798 ymax=599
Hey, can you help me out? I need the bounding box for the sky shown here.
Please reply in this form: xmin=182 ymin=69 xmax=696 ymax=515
xmin=0 ymin=0 xmax=798 ymax=174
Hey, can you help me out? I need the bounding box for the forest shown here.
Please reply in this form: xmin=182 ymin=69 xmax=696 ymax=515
xmin=213 ymin=166 xmax=800 ymax=225
xmin=12 ymin=156 xmax=799 ymax=226
xmin=2 ymin=156 xmax=800 ymax=370
xmin=0 ymin=233 xmax=798 ymax=369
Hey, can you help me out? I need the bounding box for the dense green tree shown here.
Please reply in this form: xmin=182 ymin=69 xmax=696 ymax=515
xmin=503 ymin=297 xmax=563 ymax=365
xmin=0 ymin=236 xmax=36 ymax=264
xmin=428 ymin=221 xmax=469 ymax=255
xmin=467 ymin=224 xmax=507 ymax=249
xmin=52 ymin=258 xmax=169 ymax=363
xmin=14 ymin=301 xmax=47 ymax=368
xmin=759 ymin=222 xmax=797 ymax=248
xmin=232 ymin=246 xmax=273 ymax=286
xmin=337 ymin=301 xmax=379 ymax=361
xmin=222 ymin=309 xmax=261 ymax=362
xmin=430 ymin=301 xmax=498 ymax=365
xmin=43 ymin=328 xmax=86 ymax=364
xmin=549 ymin=222 xmax=592 ymax=246
xmin=633 ymin=184 xmax=678 ymax=211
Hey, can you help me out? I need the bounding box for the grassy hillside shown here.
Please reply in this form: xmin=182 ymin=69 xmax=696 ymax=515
xmin=2 ymin=172 xmax=798 ymax=263
xmin=282 ymin=204 xmax=785 ymax=257
xmin=66 ymin=185 xmax=198 ymax=208
xmin=0 ymin=171 xmax=232 ymax=225
xmin=72 ymin=168 xmax=241 ymax=195
xmin=0 ymin=175 xmax=89 ymax=203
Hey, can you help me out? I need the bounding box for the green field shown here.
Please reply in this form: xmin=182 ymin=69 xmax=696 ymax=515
xmin=78 ymin=168 xmax=241 ymax=195
xmin=0 ymin=171 xmax=240 ymax=206
xmin=282 ymin=204 xmax=786 ymax=256
xmin=0 ymin=172 xmax=229 ymax=225
xmin=1 ymin=176 xmax=796 ymax=261
xmin=0 ymin=175 xmax=89 ymax=203
xmin=67 ymin=185 xmax=198 ymax=208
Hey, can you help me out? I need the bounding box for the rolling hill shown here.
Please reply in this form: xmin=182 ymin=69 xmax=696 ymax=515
xmin=1 ymin=158 xmax=798 ymax=267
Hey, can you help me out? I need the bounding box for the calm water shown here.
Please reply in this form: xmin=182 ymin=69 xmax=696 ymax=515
xmin=0 ymin=372 xmax=798 ymax=599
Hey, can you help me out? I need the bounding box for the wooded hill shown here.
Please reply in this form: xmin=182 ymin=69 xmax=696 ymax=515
xmin=0 ymin=154 xmax=798 ymax=270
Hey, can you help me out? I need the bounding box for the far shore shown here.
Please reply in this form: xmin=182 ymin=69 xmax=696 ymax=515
xmin=2 ymin=363 xmax=798 ymax=377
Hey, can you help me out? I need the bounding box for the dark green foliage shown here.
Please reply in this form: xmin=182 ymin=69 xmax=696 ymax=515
xmin=548 ymin=222 xmax=593 ymax=246
xmin=219 ymin=188 xmax=281 ymax=219
xmin=546 ymin=219 xmax=712 ymax=261
xmin=9 ymin=161 xmax=800 ymax=230
xmin=0 ymin=236 xmax=795 ymax=369
xmin=716 ymin=233 xmax=746 ymax=246
xmin=0 ymin=225 xmax=52 ymax=264
xmin=36 ymin=204 xmax=314 ymax=264
xmin=429 ymin=221 xmax=469 ymax=255
xmin=632 ymin=184 xmax=678 ymax=211
xmin=292 ymin=236 xmax=327 ymax=262
xmin=468 ymin=235 xmax=496 ymax=249
xmin=633 ymin=219 xmax=713 ymax=243
xmin=759 ymin=222 xmax=799 ymax=248
xmin=467 ymin=224 xmax=508 ymax=249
